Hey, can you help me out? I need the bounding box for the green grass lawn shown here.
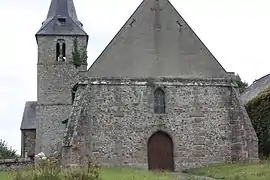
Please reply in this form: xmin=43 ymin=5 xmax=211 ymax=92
xmin=189 ymin=161 xmax=270 ymax=180
xmin=4 ymin=162 xmax=270 ymax=180
xmin=0 ymin=171 xmax=10 ymax=179
xmin=100 ymin=168 xmax=174 ymax=180
xmin=0 ymin=168 xmax=178 ymax=180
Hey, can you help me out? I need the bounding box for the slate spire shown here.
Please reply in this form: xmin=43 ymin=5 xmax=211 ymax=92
xmin=36 ymin=0 xmax=87 ymax=36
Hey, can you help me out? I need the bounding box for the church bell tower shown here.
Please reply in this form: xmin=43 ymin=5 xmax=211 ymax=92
xmin=35 ymin=0 xmax=88 ymax=155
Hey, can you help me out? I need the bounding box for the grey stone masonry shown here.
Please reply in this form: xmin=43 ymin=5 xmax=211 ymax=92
xmin=37 ymin=36 xmax=87 ymax=105
xmin=21 ymin=0 xmax=89 ymax=158
xmin=35 ymin=104 xmax=72 ymax=155
xmin=230 ymin=88 xmax=258 ymax=161
xmin=21 ymin=130 xmax=36 ymax=158
xmin=0 ymin=158 xmax=33 ymax=171
xmin=62 ymin=77 xmax=259 ymax=170
xmin=35 ymin=35 xmax=88 ymax=156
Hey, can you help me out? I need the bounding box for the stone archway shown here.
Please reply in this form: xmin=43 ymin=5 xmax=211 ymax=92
xmin=147 ymin=131 xmax=174 ymax=171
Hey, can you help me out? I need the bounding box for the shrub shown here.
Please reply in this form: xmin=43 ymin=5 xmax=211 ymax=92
xmin=0 ymin=139 xmax=18 ymax=159
xmin=235 ymin=74 xmax=248 ymax=93
xmin=11 ymin=152 xmax=101 ymax=180
xmin=63 ymin=155 xmax=101 ymax=180
xmin=246 ymin=86 xmax=270 ymax=158
xmin=72 ymin=38 xmax=87 ymax=68
xmin=11 ymin=152 xmax=61 ymax=180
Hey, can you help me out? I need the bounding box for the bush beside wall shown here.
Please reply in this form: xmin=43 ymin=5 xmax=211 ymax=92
xmin=245 ymin=86 xmax=270 ymax=158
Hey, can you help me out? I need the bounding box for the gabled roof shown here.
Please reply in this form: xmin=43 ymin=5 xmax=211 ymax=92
xmin=241 ymin=74 xmax=270 ymax=103
xmin=20 ymin=101 xmax=37 ymax=130
xmin=36 ymin=0 xmax=87 ymax=36
xmin=88 ymin=0 xmax=227 ymax=79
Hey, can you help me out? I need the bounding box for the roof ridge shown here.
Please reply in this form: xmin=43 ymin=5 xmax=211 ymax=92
xmin=253 ymin=73 xmax=270 ymax=83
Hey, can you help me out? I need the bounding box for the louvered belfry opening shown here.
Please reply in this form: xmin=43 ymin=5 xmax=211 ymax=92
xmin=56 ymin=39 xmax=66 ymax=62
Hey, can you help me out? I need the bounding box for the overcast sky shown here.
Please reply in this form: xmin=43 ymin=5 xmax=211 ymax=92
xmin=0 ymin=0 xmax=269 ymax=153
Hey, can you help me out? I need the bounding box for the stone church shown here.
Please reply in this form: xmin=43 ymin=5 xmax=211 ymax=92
xmin=20 ymin=0 xmax=258 ymax=171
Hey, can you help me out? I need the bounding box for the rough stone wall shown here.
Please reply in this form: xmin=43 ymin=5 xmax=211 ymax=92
xmin=37 ymin=36 xmax=87 ymax=105
xmin=229 ymin=88 xmax=259 ymax=161
xmin=21 ymin=130 xmax=36 ymax=158
xmin=62 ymin=84 xmax=88 ymax=165
xmin=36 ymin=35 xmax=88 ymax=156
xmin=63 ymin=78 xmax=258 ymax=170
xmin=36 ymin=105 xmax=72 ymax=156
xmin=0 ymin=158 xmax=33 ymax=171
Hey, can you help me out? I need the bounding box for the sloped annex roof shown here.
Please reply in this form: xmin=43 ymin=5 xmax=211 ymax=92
xmin=88 ymin=0 xmax=228 ymax=79
xmin=20 ymin=101 xmax=37 ymax=130
xmin=36 ymin=0 xmax=87 ymax=36
xmin=241 ymin=74 xmax=270 ymax=104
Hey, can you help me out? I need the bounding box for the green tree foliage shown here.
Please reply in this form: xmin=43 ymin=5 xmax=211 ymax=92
xmin=72 ymin=38 xmax=87 ymax=68
xmin=245 ymin=86 xmax=270 ymax=158
xmin=0 ymin=139 xmax=18 ymax=159
xmin=235 ymin=74 xmax=249 ymax=93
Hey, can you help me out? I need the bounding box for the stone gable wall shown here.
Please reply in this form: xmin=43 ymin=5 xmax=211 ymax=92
xmin=62 ymin=78 xmax=259 ymax=170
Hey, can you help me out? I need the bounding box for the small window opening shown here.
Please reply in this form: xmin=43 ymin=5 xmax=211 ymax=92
xmin=56 ymin=43 xmax=60 ymax=61
xmin=56 ymin=39 xmax=66 ymax=62
xmin=62 ymin=43 xmax=66 ymax=62
xmin=58 ymin=18 xmax=66 ymax=25
xmin=71 ymin=84 xmax=79 ymax=104
xmin=71 ymin=90 xmax=76 ymax=103
xmin=154 ymin=88 xmax=165 ymax=114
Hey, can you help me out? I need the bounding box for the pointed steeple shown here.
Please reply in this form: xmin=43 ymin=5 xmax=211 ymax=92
xmin=36 ymin=0 xmax=87 ymax=36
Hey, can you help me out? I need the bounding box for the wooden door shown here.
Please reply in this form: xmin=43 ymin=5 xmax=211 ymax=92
xmin=147 ymin=131 xmax=174 ymax=171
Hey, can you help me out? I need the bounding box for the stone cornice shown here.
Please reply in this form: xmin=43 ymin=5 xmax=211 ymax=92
xmin=77 ymin=77 xmax=237 ymax=87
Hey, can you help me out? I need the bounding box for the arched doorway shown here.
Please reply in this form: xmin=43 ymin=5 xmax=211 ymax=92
xmin=147 ymin=131 xmax=174 ymax=171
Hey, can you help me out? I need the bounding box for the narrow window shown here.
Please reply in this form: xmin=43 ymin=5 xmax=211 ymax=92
xmin=62 ymin=43 xmax=66 ymax=61
xmin=71 ymin=84 xmax=78 ymax=104
xmin=56 ymin=39 xmax=66 ymax=62
xmin=71 ymin=89 xmax=76 ymax=103
xmin=154 ymin=88 xmax=165 ymax=113
xmin=56 ymin=43 xmax=60 ymax=61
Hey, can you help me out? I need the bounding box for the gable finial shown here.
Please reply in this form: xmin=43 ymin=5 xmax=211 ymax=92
xmin=151 ymin=0 xmax=163 ymax=30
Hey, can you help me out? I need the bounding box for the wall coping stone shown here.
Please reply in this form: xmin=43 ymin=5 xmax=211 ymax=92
xmin=0 ymin=158 xmax=34 ymax=171
xmin=0 ymin=158 xmax=32 ymax=164
xmin=77 ymin=77 xmax=237 ymax=87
